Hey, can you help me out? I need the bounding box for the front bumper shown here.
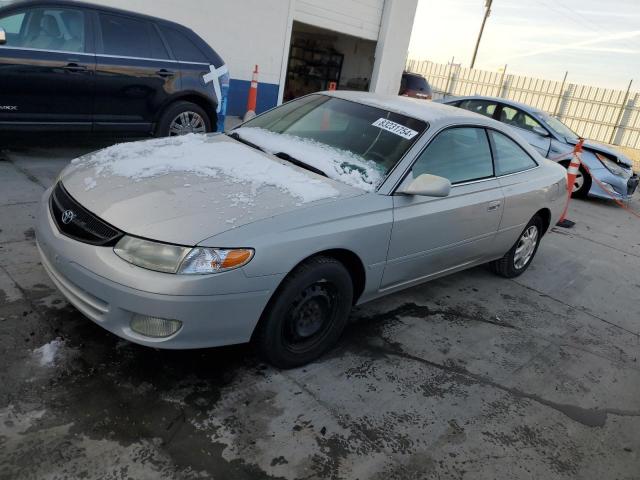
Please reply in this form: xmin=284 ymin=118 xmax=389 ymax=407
xmin=35 ymin=189 xmax=283 ymax=349
xmin=589 ymin=170 xmax=638 ymax=201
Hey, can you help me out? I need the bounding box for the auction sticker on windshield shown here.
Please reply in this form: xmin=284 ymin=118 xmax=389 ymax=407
xmin=372 ymin=118 xmax=419 ymax=140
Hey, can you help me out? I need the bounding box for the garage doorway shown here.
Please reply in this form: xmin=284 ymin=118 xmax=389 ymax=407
xmin=284 ymin=21 xmax=377 ymax=102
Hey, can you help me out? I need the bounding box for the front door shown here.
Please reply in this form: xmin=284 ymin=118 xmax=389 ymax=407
xmin=381 ymin=126 xmax=504 ymax=290
xmin=0 ymin=6 xmax=94 ymax=128
xmin=92 ymin=11 xmax=178 ymax=132
xmin=498 ymin=104 xmax=552 ymax=157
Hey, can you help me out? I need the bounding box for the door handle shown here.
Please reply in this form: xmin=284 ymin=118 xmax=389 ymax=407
xmin=64 ymin=62 xmax=87 ymax=72
xmin=487 ymin=201 xmax=501 ymax=212
xmin=156 ymin=69 xmax=175 ymax=77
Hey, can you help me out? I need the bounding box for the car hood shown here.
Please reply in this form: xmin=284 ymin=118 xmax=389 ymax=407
xmin=59 ymin=134 xmax=362 ymax=245
xmin=566 ymin=138 xmax=633 ymax=167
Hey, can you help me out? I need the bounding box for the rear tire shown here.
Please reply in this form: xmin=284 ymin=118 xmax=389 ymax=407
xmin=156 ymin=101 xmax=212 ymax=137
xmin=254 ymin=256 xmax=353 ymax=369
xmin=490 ymin=215 xmax=543 ymax=278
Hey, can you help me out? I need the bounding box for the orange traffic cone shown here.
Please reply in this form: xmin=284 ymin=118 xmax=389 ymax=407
xmin=556 ymin=138 xmax=585 ymax=228
xmin=243 ymin=65 xmax=259 ymax=121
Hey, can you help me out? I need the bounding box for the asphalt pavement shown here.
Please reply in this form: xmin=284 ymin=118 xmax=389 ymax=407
xmin=1 ymin=133 xmax=639 ymax=480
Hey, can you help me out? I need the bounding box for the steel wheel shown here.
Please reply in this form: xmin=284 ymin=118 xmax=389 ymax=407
xmin=282 ymin=281 xmax=339 ymax=354
xmin=169 ymin=111 xmax=207 ymax=136
xmin=514 ymin=225 xmax=539 ymax=270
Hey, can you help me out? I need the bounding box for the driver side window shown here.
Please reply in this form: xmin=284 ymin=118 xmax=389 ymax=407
xmin=410 ymin=127 xmax=494 ymax=184
xmin=499 ymin=106 xmax=542 ymax=133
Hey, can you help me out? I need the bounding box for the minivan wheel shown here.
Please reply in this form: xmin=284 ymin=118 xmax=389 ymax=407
xmin=255 ymin=256 xmax=353 ymax=369
xmin=156 ymin=101 xmax=212 ymax=137
xmin=489 ymin=215 xmax=543 ymax=278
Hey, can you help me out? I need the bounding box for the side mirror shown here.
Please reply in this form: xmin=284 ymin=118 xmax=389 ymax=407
xmin=533 ymin=126 xmax=549 ymax=137
xmin=0 ymin=28 xmax=6 ymax=45
xmin=398 ymin=174 xmax=451 ymax=197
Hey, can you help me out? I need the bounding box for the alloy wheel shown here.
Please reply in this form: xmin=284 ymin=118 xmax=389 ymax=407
xmin=514 ymin=225 xmax=539 ymax=270
xmin=169 ymin=111 xmax=207 ymax=136
xmin=572 ymin=171 xmax=584 ymax=193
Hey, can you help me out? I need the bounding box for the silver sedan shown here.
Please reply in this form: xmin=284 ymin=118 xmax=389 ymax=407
xmin=36 ymin=91 xmax=567 ymax=367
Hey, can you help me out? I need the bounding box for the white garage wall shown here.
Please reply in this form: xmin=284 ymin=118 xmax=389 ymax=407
xmin=91 ymin=0 xmax=291 ymax=85
xmin=294 ymin=0 xmax=384 ymax=41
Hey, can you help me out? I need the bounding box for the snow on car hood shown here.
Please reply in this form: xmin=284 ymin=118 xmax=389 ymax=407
xmin=233 ymin=127 xmax=386 ymax=191
xmin=59 ymin=134 xmax=361 ymax=245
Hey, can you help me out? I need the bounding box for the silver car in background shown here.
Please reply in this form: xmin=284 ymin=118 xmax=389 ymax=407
xmin=440 ymin=96 xmax=639 ymax=200
xmin=36 ymin=92 xmax=566 ymax=367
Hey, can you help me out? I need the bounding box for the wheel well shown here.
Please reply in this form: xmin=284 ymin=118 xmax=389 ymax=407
xmin=157 ymin=94 xmax=218 ymax=131
xmin=535 ymin=208 xmax=552 ymax=235
xmin=292 ymin=249 xmax=366 ymax=305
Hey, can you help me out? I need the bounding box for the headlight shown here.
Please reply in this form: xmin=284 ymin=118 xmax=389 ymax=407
xmin=114 ymin=236 xmax=253 ymax=275
xmin=596 ymin=153 xmax=627 ymax=177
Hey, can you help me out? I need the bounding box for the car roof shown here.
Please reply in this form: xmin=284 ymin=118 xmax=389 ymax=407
xmin=1 ymin=0 xmax=186 ymax=29
xmin=445 ymin=95 xmax=545 ymax=115
xmin=324 ymin=90 xmax=496 ymax=126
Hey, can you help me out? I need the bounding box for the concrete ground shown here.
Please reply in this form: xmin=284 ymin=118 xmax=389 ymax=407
xmin=1 ymin=133 xmax=639 ymax=480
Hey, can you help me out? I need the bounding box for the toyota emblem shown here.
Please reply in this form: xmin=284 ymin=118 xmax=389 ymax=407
xmin=61 ymin=210 xmax=76 ymax=225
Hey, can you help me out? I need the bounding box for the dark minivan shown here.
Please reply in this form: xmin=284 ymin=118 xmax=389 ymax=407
xmin=399 ymin=71 xmax=433 ymax=100
xmin=0 ymin=0 xmax=228 ymax=136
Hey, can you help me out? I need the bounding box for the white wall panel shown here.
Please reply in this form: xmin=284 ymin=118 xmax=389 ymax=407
xmin=294 ymin=0 xmax=384 ymax=41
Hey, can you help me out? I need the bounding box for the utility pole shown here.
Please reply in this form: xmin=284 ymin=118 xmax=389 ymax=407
xmin=470 ymin=0 xmax=493 ymax=69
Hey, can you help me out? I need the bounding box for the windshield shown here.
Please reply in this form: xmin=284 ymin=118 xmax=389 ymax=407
xmin=235 ymin=95 xmax=428 ymax=191
xmin=537 ymin=112 xmax=579 ymax=141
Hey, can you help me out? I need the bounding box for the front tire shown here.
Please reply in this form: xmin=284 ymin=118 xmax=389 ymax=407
xmin=490 ymin=215 xmax=543 ymax=278
xmin=254 ymin=256 xmax=353 ymax=368
xmin=561 ymin=161 xmax=591 ymax=198
xmin=156 ymin=101 xmax=212 ymax=137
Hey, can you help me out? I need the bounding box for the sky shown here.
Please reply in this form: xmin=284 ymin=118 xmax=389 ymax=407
xmin=408 ymin=0 xmax=640 ymax=90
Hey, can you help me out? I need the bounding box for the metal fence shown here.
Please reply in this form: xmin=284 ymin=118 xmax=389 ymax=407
xmin=406 ymin=59 xmax=640 ymax=151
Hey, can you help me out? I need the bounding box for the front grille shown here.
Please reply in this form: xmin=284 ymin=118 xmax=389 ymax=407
xmin=50 ymin=182 xmax=123 ymax=246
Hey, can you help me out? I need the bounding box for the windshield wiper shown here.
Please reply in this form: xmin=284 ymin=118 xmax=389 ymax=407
xmin=274 ymin=152 xmax=328 ymax=178
xmin=227 ymin=131 xmax=265 ymax=152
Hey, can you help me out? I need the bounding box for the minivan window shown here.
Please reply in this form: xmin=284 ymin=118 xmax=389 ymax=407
xmin=160 ymin=26 xmax=207 ymax=62
xmin=412 ymin=127 xmax=494 ymax=184
xmin=1 ymin=8 xmax=85 ymax=53
xmin=99 ymin=13 xmax=168 ymax=59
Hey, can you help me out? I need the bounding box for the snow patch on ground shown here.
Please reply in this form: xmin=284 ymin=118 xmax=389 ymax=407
xmin=234 ymin=127 xmax=385 ymax=191
xmin=75 ymin=134 xmax=339 ymax=203
xmin=33 ymin=338 xmax=64 ymax=367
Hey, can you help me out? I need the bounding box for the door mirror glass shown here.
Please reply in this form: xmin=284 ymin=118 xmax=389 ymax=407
xmin=0 ymin=27 xmax=6 ymax=44
xmin=399 ymin=174 xmax=451 ymax=197
xmin=532 ymin=125 xmax=549 ymax=137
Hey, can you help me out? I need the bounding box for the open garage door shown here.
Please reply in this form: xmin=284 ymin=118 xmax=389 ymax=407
xmin=284 ymin=21 xmax=377 ymax=101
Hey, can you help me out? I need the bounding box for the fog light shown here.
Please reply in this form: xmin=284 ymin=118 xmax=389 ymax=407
xmin=130 ymin=315 xmax=182 ymax=338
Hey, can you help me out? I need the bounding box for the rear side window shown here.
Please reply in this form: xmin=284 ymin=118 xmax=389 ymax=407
xmin=489 ymin=130 xmax=538 ymax=175
xmin=160 ymin=26 xmax=207 ymax=62
xmin=411 ymin=127 xmax=494 ymax=184
xmin=99 ymin=13 xmax=168 ymax=59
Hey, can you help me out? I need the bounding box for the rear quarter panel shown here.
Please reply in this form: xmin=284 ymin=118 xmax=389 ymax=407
xmin=496 ymin=160 xmax=566 ymax=253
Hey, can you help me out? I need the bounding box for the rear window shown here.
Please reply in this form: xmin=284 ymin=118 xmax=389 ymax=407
xmin=403 ymin=74 xmax=430 ymax=92
xmin=160 ymin=26 xmax=207 ymax=62
xmin=99 ymin=13 xmax=168 ymax=59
